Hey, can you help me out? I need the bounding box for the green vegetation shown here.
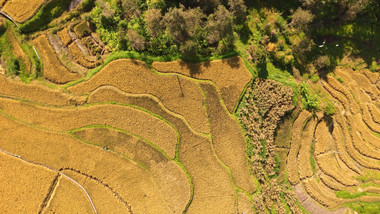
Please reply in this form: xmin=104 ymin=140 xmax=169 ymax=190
xmin=346 ymin=202 xmax=380 ymax=214
xmin=323 ymin=102 xmax=336 ymax=117
xmin=300 ymin=82 xmax=320 ymax=111
xmin=19 ymin=0 xmax=72 ymax=33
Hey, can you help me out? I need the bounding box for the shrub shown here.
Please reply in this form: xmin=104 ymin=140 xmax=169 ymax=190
xmin=300 ymin=82 xmax=320 ymax=111
xmin=6 ymin=57 xmax=21 ymax=75
xmin=314 ymin=55 xmax=331 ymax=70
xmin=323 ymin=102 xmax=336 ymax=116
xmin=310 ymin=74 xmax=319 ymax=83
xmin=78 ymin=0 xmax=95 ymax=12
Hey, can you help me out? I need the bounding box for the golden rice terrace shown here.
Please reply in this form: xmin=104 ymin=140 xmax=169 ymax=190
xmin=0 ymin=0 xmax=379 ymax=213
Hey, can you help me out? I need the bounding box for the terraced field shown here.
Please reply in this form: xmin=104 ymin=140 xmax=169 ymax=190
xmin=288 ymin=66 xmax=380 ymax=212
xmin=0 ymin=54 xmax=256 ymax=213
xmin=2 ymin=0 xmax=46 ymax=23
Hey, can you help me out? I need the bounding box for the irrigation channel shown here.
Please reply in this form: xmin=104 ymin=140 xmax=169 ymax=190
xmin=0 ymin=147 xmax=98 ymax=214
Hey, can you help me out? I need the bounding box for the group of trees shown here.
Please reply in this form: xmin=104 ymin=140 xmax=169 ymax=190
xmin=87 ymin=0 xmax=247 ymax=59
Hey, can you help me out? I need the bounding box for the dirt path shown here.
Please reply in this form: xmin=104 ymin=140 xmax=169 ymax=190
xmin=0 ymin=147 xmax=98 ymax=214
xmin=294 ymin=184 xmax=348 ymax=214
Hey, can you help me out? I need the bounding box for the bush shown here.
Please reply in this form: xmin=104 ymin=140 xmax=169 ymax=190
xmin=323 ymin=102 xmax=336 ymax=116
xmin=314 ymin=55 xmax=331 ymax=70
xmin=78 ymin=0 xmax=95 ymax=12
xmin=7 ymin=57 xmax=20 ymax=75
xmin=300 ymin=82 xmax=320 ymax=111
xmin=310 ymin=74 xmax=319 ymax=83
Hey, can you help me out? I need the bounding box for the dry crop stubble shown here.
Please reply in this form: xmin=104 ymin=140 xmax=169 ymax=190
xmin=0 ymin=98 xmax=178 ymax=158
xmin=334 ymin=111 xmax=380 ymax=170
xmin=68 ymin=59 xmax=210 ymax=134
xmin=353 ymin=109 xmax=380 ymax=148
xmin=352 ymin=72 xmax=380 ymax=97
xmin=0 ymin=152 xmax=56 ymax=213
xmin=68 ymin=42 xmax=100 ymax=68
xmin=334 ymin=68 xmax=371 ymax=103
xmin=87 ymin=85 xmax=237 ymax=213
xmin=7 ymin=29 xmax=31 ymax=74
xmin=360 ymin=103 xmax=380 ymax=134
xmin=43 ymin=175 xmax=95 ymax=214
xmin=0 ymin=75 xmax=85 ymax=106
xmin=321 ymin=81 xmax=350 ymax=112
xmin=368 ymin=103 xmax=380 ymax=124
xmin=73 ymin=127 xmax=191 ymax=213
xmin=200 ymin=81 xmax=256 ymax=193
xmin=315 ymin=153 xmax=358 ymax=186
xmin=331 ymin=120 xmax=362 ymax=174
xmin=326 ymin=75 xmax=360 ymax=114
xmin=346 ymin=114 xmax=380 ymax=160
xmin=363 ymin=69 xmax=379 ymax=84
xmin=301 ymin=178 xmax=343 ymax=208
xmin=297 ymin=117 xmax=317 ymax=180
xmin=2 ymin=0 xmax=45 ymax=23
xmin=0 ymin=113 xmax=172 ymax=213
xmin=57 ymin=170 xmax=131 ymax=213
xmin=152 ymin=57 xmax=252 ymax=113
xmin=57 ymin=28 xmax=72 ymax=46
xmin=314 ymin=120 xmax=333 ymax=156
xmin=33 ymin=35 xmax=81 ymax=84
xmin=319 ymin=173 xmax=346 ymax=191
xmin=287 ymin=110 xmax=312 ymax=185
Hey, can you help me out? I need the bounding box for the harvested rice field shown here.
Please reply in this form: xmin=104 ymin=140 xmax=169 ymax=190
xmin=153 ymin=57 xmax=252 ymax=112
xmin=0 ymin=46 xmax=260 ymax=212
xmin=1 ymin=0 xmax=380 ymax=213
xmin=33 ymin=35 xmax=82 ymax=84
xmin=285 ymin=66 xmax=380 ymax=212
xmin=2 ymin=0 xmax=45 ymax=23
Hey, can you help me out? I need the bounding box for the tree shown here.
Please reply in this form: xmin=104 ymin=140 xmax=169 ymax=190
xmin=302 ymin=0 xmax=370 ymax=23
xmin=290 ymin=8 xmax=314 ymax=31
xmin=114 ymin=0 xmax=141 ymax=20
xmin=145 ymin=8 xmax=163 ymax=38
xmin=163 ymin=5 xmax=205 ymax=43
xmin=228 ymin=0 xmax=247 ymax=23
xmin=206 ymin=5 xmax=233 ymax=45
xmin=127 ymin=29 xmax=145 ymax=51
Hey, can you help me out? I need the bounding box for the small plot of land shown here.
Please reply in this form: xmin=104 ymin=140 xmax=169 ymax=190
xmin=2 ymin=0 xmax=46 ymax=23
xmin=153 ymin=57 xmax=252 ymax=112
xmin=33 ymin=35 xmax=82 ymax=84
xmin=0 ymin=152 xmax=56 ymax=213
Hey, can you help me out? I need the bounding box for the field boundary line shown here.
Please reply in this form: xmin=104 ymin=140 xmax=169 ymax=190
xmin=0 ymin=147 xmax=98 ymax=214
